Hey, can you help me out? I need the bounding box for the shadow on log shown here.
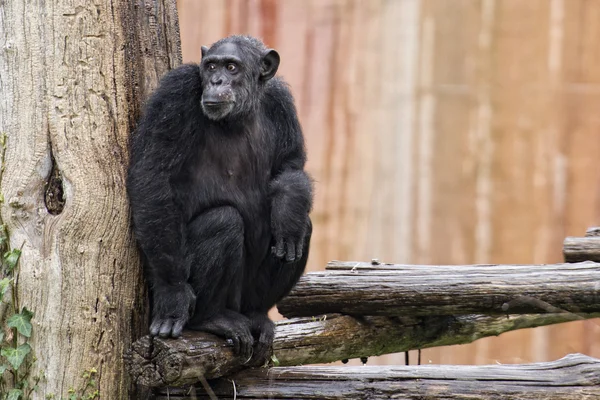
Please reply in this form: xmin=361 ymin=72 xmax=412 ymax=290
xmin=126 ymin=312 xmax=599 ymax=387
xmin=154 ymin=353 xmax=600 ymax=399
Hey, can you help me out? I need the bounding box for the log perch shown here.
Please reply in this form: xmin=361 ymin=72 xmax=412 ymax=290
xmin=155 ymin=353 xmax=600 ymax=399
xmin=277 ymin=261 xmax=600 ymax=318
xmin=126 ymin=312 xmax=599 ymax=387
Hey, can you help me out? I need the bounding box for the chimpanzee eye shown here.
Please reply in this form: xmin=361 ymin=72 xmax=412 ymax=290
xmin=226 ymin=63 xmax=237 ymax=72
xmin=207 ymin=63 xmax=216 ymax=71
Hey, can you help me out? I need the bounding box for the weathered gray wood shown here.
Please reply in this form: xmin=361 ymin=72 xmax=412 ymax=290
xmin=126 ymin=311 xmax=599 ymax=387
xmin=586 ymin=227 xmax=600 ymax=237
xmin=278 ymin=261 xmax=600 ymax=317
xmin=154 ymin=353 xmax=600 ymax=399
xmin=564 ymin=237 xmax=600 ymax=262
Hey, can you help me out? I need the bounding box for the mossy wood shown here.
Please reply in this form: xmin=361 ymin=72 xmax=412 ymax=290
xmin=126 ymin=311 xmax=598 ymax=387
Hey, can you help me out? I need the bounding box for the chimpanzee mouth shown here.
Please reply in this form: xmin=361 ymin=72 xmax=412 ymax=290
xmin=202 ymin=101 xmax=232 ymax=107
xmin=201 ymin=100 xmax=235 ymax=120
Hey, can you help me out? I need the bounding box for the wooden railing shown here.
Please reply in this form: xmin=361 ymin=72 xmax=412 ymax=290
xmin=126 ymin=228 xmax=600 ymax=399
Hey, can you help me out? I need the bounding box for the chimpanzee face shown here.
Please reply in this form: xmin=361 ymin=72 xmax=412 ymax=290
xmin=200 ymin=40 xmax=280 ymax=121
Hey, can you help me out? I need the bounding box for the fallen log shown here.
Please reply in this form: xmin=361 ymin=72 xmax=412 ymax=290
xmin=154 ymin=353 xmax=600 ymax=399
xmin=126 ymin=311 xmax=599 ymax=387
xmin=277 ymin=261 xmax=600 ymax=318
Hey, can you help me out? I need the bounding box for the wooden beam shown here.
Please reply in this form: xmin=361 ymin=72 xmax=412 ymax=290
xmin=126 ymin=312 xmax=599 ymax=387
xmin=154 ymin=354 xmax=600 ymax=399
xmin=585 ymin=227 xmax=600 ymax=237
xmin=277 ymin=261 xmax=600 ymax=318
xmin=564 ymin=237 xmax=600 ymax=262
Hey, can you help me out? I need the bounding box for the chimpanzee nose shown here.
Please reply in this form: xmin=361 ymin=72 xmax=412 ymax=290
xmin=211 ymin=76 xmax=223 ymax=85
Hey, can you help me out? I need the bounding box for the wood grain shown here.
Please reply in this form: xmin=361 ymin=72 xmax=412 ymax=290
xmin=155 ymin=354 xmax=600 ymax=399
xmin=126 ymin=312 xmax=598 ymax=387
xmin=278 ymin=261 xmax=600 ymax=318
xmin=564 ymin=237 xmax=600 ymax=262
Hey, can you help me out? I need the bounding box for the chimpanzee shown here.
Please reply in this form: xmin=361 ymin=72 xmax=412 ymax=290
xmin=126 ymin=35 xmax=313 ymax=363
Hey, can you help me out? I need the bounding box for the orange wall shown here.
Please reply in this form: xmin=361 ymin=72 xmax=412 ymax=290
xmin=176 ymin=0 xmax=600 ymax=366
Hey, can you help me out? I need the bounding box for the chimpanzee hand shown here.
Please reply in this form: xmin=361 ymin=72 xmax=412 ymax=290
xmin=149 ymin=283 xmax=196 ymax=338
xmin=272 ymin=217 xmax=309 ymax=263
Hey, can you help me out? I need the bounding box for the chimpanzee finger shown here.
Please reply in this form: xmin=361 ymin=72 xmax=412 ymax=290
xmin=275 ymin=239 xmax=286 ymax=259
xmin=241 ymin=336 xmax=254 ymax=363
xmin=172 ymin=319 xmax=186 ymax=338
xmin=230 ymin=334 xmax=240 ymax=355
xmin=149 ymin=319 xmax=162 ymax=337
xmin=286 ymin=241 xmax=295 ymax=262
xmin=252 ymin=326 xmax=275 ymax=365
xmin=295 ymin=239 xmax=304 ymax=260
xmin=159 ymin=319 xmax=174 ymax=338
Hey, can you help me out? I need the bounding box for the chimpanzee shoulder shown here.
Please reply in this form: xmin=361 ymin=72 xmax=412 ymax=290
xmin=262 ymin=77 xmax=306 ymax=170
xmin=135 ymin=63 xmax=204 ymax=142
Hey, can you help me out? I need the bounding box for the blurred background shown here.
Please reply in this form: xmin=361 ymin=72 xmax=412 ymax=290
xmin=176 ymin=0 xmax=600 ymax=366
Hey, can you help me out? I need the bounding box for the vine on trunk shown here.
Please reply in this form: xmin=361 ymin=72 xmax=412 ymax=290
xmin=0 ymin=133 xmax=98 ymax=400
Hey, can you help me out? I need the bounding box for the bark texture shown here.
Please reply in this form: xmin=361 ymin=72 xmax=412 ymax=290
xmin=564 ymin=236 xmax=600 ymax=263
xmin=155 ymin=354 xmax=600 ymax=399
xmin=278 ymin=261 xmax=600 ymax=317
xmin=0 ymin=0 xmax=180 ymax=397
xmin=127 ymin=312 xmax=599 ymax=387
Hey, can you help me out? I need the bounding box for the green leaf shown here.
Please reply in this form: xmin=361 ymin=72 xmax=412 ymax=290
xmin=0 ymin=364 xmax=7 ymax=374
xmin=7 ymin=389 xmax=22 ymax=400
xmin=0 ymin=278 xmax=10 ymax=302
xmin=4 ymin=249 xmax=21 ymax=271
xmin=7 ymin=308 xmax=33 ymax=338
xmin=1 ymin=343 xmax=31 ymax=370
xmin=0 ymin=331 xmax=4 ymax=343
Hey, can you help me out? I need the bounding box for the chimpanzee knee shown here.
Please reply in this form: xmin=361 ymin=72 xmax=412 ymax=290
xmin=243 ymin=218 xmax=312 ymax=314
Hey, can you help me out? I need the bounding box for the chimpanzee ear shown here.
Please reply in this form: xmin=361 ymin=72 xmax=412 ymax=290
xmin=201 ymin=46 xmax=209 ymax=58
xmin=260 ymin=49 xmax=280 ymax=81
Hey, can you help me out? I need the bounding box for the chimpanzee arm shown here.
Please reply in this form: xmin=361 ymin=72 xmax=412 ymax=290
xmin=127 ymin=64 xmax=202 ymax=337
xmin=265 ymin=79 xmax=313 ymax=262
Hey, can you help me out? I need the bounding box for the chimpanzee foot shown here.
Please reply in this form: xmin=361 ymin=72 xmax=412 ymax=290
xmin=247 ymin=312 xmax=275 ymax=366
xmin=149 ymin=283 xmax=196 ymax=338
xmin=189 ymin=311 xmax=254 ymax=361
xmin=150 ymin=317 xmax=188 ymax=339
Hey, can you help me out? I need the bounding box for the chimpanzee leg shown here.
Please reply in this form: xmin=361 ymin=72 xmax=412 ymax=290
xmin=184 ymin=206 xmax=253 ymax=358
xmin=243 ymin=220 xmax=312 ymax=363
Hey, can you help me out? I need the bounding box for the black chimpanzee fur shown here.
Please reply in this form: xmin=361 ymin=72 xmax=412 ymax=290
xmin=127 ymin=35 xmax=313 ymax=363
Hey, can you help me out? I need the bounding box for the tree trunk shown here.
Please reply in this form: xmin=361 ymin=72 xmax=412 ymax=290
xmin=0 ymin=0 xmax=180 ymax=398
